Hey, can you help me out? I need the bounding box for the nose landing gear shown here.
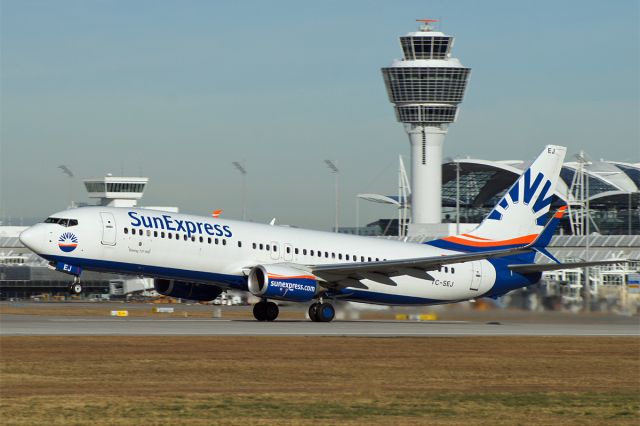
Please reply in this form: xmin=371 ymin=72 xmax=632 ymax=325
xmin=253 ymin=300 xmax=279 ymax=321
xmin=68 ymin=277 xmax=83 ymax=295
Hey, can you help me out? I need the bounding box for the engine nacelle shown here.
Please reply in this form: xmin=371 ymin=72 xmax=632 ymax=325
xmin=248 ymin=264 xmax=319 ymax=302
xmin=154 ymin=279 xmax=223 ymax=301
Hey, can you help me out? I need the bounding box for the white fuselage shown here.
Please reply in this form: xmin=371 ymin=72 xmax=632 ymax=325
xmin=21 ymin=206 xmax=498 ymax=305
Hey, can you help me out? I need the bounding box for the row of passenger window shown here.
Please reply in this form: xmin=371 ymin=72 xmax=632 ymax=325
xmin=124 ymin=227 xmax=234 ymax=247
xmin=251 ymin=242 xmax=384 ymax=263
xmin=123 ymin=226 xmax=457 ymax=272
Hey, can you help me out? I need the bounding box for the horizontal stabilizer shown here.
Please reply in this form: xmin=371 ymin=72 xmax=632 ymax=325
xmin=508 ymin=259 xmax=627 ymax=273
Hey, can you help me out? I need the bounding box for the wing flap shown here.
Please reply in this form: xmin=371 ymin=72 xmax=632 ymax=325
xmin=509 ymin=259 xmax=626 ymax=273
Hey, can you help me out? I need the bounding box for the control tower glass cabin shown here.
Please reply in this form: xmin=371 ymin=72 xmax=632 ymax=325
xmin=382 ymin=20 xmax=470 ymax=225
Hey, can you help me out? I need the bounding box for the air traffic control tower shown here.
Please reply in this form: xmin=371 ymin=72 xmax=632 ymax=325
xmin=382 ymin=19 xmax=470 ymax=230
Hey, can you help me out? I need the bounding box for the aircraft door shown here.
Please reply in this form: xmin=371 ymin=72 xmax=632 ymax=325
xmin=270 ymin=241 xmax=280 ymax=260
xmin=470 ymin=261 xmax=482 ymax=291
xmin=283 ymin=243 xmax=293 ymax=261
xmin=100 ymin=212 xmax=117 ymax=246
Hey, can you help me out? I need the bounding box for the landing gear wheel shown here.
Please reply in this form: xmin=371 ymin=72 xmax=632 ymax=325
xmin=265 ymin=302 xmax=279 ymax=322
xmin=308 ymin=302 xmax=320 ymax=322
xmin=69 ymin=283 xmax=83 ymax=295
xmin=317 ymin=303 xmax=335 ymax=322
xmin=253 ymin=302 xmax=267 ymax=321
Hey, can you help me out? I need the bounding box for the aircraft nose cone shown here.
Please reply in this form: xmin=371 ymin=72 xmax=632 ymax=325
xmin=19 ymin=227 xmax=38 ymax=251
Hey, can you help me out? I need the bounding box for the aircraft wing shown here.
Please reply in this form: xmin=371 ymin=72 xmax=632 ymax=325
xmin=508 ymin=259 xmax=627 ymax=273
xmin=310 ymin=245 xmax=533 ymax=288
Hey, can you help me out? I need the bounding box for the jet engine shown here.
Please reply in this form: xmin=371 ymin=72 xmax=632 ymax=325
xmin=154 ymin=279 xmax=223 ymax=301
xmin=247 ymin=264 xmax=319 ymax=302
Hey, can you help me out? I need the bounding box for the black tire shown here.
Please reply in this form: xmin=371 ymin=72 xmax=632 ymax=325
xmin=253 ymin=302 xmax=267 ymax=321
xmin=69 ymin=283 xmax=82 ymax=295
xmin=308 ymin=302 xmax=320 ymax=322
xmin=317 ymin=303 xmax=335 ymax=322
xmin=265 ymin=302 xmax=279 ymax=321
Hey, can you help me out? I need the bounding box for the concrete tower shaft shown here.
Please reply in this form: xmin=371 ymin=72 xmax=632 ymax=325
xmin=382 ymin=20 xmax=470 ymax=225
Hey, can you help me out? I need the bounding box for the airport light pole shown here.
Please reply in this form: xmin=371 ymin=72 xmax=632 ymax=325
xmin=58 ymin=165 xmax=74 ymax=208
xmin=232 ymin=161 xmax=247 ymax=221
xmin=324 ymin=160 xmax=339 ymax=233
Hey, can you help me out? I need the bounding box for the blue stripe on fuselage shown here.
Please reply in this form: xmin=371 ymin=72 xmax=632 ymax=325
xmin=41 ymin=254 xmax=248 ymax=290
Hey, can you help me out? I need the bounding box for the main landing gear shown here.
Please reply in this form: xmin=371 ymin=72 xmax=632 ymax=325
xmin=308 ymin=301 xmax=335 ymax=322
xmin=253 ymin=300 xmax=279 ymax=321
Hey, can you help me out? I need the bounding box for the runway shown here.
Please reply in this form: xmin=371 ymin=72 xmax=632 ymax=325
xmin=2 ymin=314 xmax=638 ymax=336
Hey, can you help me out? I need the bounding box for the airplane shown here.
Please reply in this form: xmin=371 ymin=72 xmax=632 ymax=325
xmin=19 ymin=145 xmax=621 ymax=322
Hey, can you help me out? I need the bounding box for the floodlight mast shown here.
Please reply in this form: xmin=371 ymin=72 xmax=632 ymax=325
xmin=324 ymin=160 xmax=340 ymax=233
xmin=382 ymin=19 xmax=471 ymax=227
xmin=58 ymin=165 xmax=74 ymax=208
xmin=232 ymin=161 xmax=247 ymax=220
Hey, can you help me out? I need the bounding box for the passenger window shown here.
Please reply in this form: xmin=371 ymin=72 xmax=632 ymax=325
xmin=208 ymin=237 xmax=212 ymax=244
xmin=360 ymin=256 xmax=365 ymax=262
xmin=310 ymin=250 xmax=314 ymax=256
xmin=216 ymin=238 xmax=220 ymax=245
xmin=154 ymin=231 xmax=158 ymax=237
xmin=303 ymin=249 xmax=307 ymax=255
xmin=346 ymin=254 xmax=350 ymax=261
xmin=444 ymin=266 xmax=449 ymax=273
xmin=451 ymin=267 xmax=455 ymax=274
xmin=295 ymin=248 xmax=299 ymax=255
xmin=252 ymin=243 xmax=256 ymax=249
xmin=368 ymin=257 xmax=372 ymax=262
xmin=331 ymin=253 xmax=335 ymax=259
xmin=124 ymin=228 xmax=128 ymax=234
xmin=222 ymin=239 xmax=227 ymax=246
xmin=238 ymin=241 xmax=242 ymax=248
xmin=147 ymin=230 xmax=151 ymax=237
xmin=273 ymin=245 xmax=277 ymax=252
xmin=325 ymin=252 xmax=329 ymax=258
xmin=139 ymin=229 xmax=143 ymax=236
xmin=183 ymin=235 xmax=187 ymax=241
xmin=266 ymin=245 xmax=270 ymax=251
xmin=338 ymin=254 xmax=342 ymax=260
xmin=161 ymin=232 xmax=165 ymax=238
xmin=286 ymin=247 xmax=291 ymax=254
xmin=199 ymin=236 xmax=203 ymax=243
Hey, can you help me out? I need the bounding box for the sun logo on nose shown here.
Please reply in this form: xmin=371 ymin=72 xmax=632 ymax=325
xmin=58 ymin=232 xmax=78 ymax=252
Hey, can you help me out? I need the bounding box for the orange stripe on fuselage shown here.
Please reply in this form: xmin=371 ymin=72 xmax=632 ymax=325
xmin=461 ymin=234 xmax=491 ymax=241
xmin=442 ymin=234 xmax=537 ymax=247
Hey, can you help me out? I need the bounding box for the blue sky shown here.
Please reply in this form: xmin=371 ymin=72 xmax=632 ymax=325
xmin=1 ymin=0 xmax=638 ymax=229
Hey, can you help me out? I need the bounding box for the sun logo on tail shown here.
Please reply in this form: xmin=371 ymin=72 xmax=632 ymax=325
xmin=487 ymin=169 xmax=555 ymax=226
xmin=58 ymin=232 xmax=78 ymax=252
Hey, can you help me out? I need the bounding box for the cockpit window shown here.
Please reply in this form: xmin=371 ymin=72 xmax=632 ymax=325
xmin=44 ymin=217 xmax=78 ymax=227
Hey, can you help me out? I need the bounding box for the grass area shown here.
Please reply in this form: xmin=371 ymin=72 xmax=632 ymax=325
xmin=1 ymin=336 xmax=639 ymax=425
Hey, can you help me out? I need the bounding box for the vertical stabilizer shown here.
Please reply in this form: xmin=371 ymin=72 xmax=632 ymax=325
xmin=427 ymin=145 xmax=566 ymax=251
